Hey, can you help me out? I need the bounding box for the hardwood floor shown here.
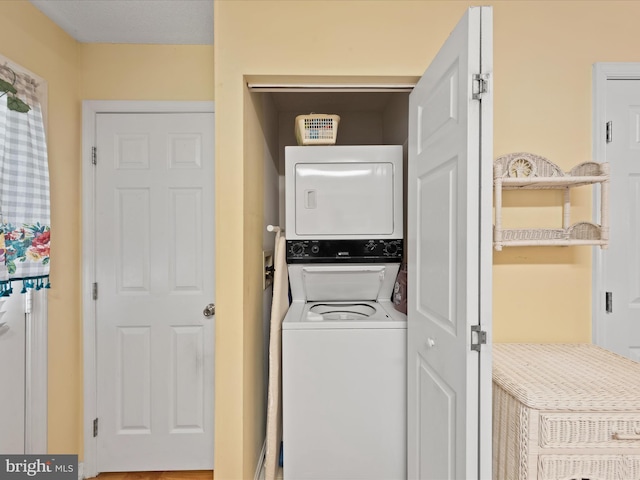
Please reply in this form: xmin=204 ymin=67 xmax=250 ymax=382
xmin=86 ymin=471 xmax=213 ymax=480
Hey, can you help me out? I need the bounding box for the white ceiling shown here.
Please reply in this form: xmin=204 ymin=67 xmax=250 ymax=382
xmin=29 ymin=0 xmax=213 ymax=45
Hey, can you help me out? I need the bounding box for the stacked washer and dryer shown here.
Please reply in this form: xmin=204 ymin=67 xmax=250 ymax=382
xmin=282 ymin=145 xmax=407 ymax=480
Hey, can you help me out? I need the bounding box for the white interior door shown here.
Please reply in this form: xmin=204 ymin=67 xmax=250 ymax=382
xmin=0 ymin=294 xmax=25 ymax=454
xmin=407 ymin=6 xmax=493 ymax=479
xmin=597 ymin=79 xmax=640 ymax=360
xmin=95 ymin=112 xmax=215 ymax=472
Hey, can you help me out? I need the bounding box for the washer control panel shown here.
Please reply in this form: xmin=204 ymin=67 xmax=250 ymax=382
xmin=286 ymin=239 xmax=403 ymax=264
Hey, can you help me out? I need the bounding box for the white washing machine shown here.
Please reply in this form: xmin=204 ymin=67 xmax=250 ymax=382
xmin=282 ymin=145 xmax=406 ymax=480
xmin=282 ymin=263 xmax=406 ymax=480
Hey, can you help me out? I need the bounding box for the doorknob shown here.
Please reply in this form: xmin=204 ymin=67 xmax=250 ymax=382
xmin=203 ymin=303 xmax=216 ymax=317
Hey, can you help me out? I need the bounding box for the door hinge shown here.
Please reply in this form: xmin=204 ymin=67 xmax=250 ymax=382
xmin=92 ymin=282 xmax=98 ymax=301
xmin=472 ymin=73 xmax=490 ymax=100
xmin=93 ymin=418 xmax=98 ymax=437
xmin=471 ymin=325 xmax=487 ymax=352
xmin=91 ymin=146 xmax=97 ymax=165
xmin=606 ymin=121 xmax=613 ymax=143
xmin=606 ymin=291 xmax=613 ymax=313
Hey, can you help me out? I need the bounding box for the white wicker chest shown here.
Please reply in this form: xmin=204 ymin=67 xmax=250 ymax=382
xmin=493 ymin=344 xmax=640 ymax=480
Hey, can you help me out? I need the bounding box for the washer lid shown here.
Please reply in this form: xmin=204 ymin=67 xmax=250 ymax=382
xmin=301 ymin=265 xmax=386 ymax=301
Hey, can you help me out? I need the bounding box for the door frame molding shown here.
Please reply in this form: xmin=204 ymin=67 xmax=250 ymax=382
xmin=82 ymin=100 xmax=215 ymax=478
xmin=25 ymin=290 xmax=48 ymax=454
xmin=592 ymin=63 xmax=640 ymax=346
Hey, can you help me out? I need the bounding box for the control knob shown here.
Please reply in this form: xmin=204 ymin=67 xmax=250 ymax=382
xmin=383 ymin=241 xmax=399 ymax=256
xmin=290 ymin=242 xmax=306 ymax=256
xmin=365 ymin=240 xmax=377 ymax=252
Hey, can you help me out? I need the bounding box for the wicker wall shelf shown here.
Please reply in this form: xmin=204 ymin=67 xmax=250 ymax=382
xmin=493 ymin=152 xmax=610 ymax=251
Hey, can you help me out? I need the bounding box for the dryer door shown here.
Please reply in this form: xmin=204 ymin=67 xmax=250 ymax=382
xmin=285 ymin=145 xmax=403 ymax=240
xmin=294 ymin=161 xmax=394 ymax=236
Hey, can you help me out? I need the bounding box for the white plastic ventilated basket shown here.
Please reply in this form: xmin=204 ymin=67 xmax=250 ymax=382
xmin=295 ymin=114 xmax=340 ymax=145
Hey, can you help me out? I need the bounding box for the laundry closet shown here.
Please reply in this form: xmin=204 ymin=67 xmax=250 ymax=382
xmin=252 ymin=86 xmax=412 ymax=479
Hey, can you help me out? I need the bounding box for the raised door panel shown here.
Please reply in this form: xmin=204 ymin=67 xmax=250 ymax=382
xmin=116 ymin=326 xmax=151 ymax=434
xmin=168 ymin=188 xmax=203 ymax=293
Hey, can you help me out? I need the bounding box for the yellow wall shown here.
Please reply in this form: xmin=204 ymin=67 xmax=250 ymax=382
xmin=80 ymin=44 xmax=214 ymax=100
xmin=0 ymin=0 xmax=82 ymax=456
xmin=214 ymin=1 xmax=640 ymax=477
xmin=492 ymin=1 xmax=640 ymax=342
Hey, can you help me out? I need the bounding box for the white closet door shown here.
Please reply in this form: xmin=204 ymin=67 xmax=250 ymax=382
xmin=95 ymin=112 xmax=215 ymax=472
xmin=407 ymin=6 xmax=493 ymax=479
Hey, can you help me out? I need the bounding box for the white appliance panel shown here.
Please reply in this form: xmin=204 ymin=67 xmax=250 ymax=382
xmin=282 ymin=327 xmax=406 ymax=480
xmin=294 ymin=162 xmax=394 ymax=236
xmin=285 ymin=145 xmax=403 ymax=240
xmin=301 ymin=265 xmax=386 ymax=301
xmin=288 ymin=263 xmax=399 ymax=302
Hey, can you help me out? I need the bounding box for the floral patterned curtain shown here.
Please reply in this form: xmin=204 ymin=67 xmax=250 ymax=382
xmin=0 ymin=65 xmax=50 ymax=296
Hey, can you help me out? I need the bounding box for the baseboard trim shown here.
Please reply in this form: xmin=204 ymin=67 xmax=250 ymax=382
xmin=77 ymin=461 xmax=84 ymax=480
xmin=254 ymin=439 xmax=266 ymax=480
